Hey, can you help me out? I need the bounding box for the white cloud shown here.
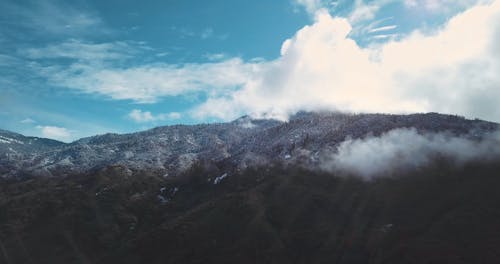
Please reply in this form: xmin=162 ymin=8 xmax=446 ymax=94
xmin=128 ymin=109 xmax=182 ymax=123
xmin=156 ymin=52 xmax=170 ymax=57
xmin=129 ymin=109 xmax=154 ymax=123
xmin=404 ymin=0 xmax=485 ymax=12
xmin=170 ymin=26 xmax=226 ymax=40
xmin=0 ymin=54 xmax=21 ymax=66
xmin=351 ymin=16 xmax=399 ymax=41
xmin=0 ymin=0 xmax=104 ymax=36
xmin=167 ymin=112 xmax=182 ymax=120
xmin=295 ymin=0 xmax=485 ymax=24
xmin=371 ymin=34 xmax=398 ymax=40
xmin=368 ymin=25 xmax=397 ymax=33
xmin=23 ymin=39 xmax=136 ymax=61
xmin=201 ymin=27 xmax=214 ymax=39
xmin=295 ymin=0 xmax=325 ymax=14
xmin=194 ymin=1 xmax=500 ymax=122
xmin=36 ymin=125 xmax=72 ymax=141
xmin=348 ymin=0 xmax=389 ymax=23
xmin=321 ymin=128 xmax=500 ymax=179
xmin=204 ymin=53 xmax=227 ymax=61
xmin=20 ymin=118 xmax=36 ymax=124
xmin=40 ymin=57 xmax=257 ymax=103
xmin=29 ymin=0 xmax=500 ymax=123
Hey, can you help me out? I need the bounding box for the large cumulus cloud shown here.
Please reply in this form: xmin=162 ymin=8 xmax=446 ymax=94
xmin=194 ymin=1 xmax=500 ymax=122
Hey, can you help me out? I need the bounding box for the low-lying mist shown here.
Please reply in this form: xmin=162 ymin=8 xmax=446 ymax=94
xmin=322 ymin=128 xmax=500 ymax=179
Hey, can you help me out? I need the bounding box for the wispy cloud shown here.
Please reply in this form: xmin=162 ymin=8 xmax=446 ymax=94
xmin=204 ymin=53 xmax=227 ymax=61
xmin=170 ymin=26 xmax=226 ymax=40
xmin=404 ymin=0 xmax=483 ymax=12
xmin=20 ymin=118 xmax=36 ymax=124
xmin=371 ymin=33 xmax=398 ymax=39
xmin=36 ymin=57 xmax=256 ymax=104
xmin=22 ymin=39 xmax=139 ymax=61
xmin=294 ymin=0 xmax=400 ymax=45
xmin=0 ymin=54 xmax=21 ymax=66
xmin=0 ymin=0 xmax=117 ymax=99
xmin=294 ymin=0 xmax=325 ymax=15
xmin=357 ymin=19 xmax=399 ymax=41
xmin=368 ymin=25 xmax=397 ymax=33
xmin=348 ymin=0 xmax=389 ymax=23
xmin=128 ymin=109 xmax=181 ymax=123
xmin=294 ymin=0 xmax=392 ymax=23
xmin=0 ymin=0 xmax=104 ymax=36
xmin=155 ymin=52 xmax=170 ymax=57
xmin=201 ymin=28 xmax=214 ymax=39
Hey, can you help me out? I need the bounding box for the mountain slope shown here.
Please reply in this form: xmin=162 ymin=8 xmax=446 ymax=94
xmin=1 ymin=161 xmax=500 ymax=264
xmin=0 ymin=129 xmax=65 ymax=153
xmin=0 ymin=112 xmax=497 ymax=178
xmin=1 ymin=111 xmax=500 ymax=263
xmin=0 ymin=129 xmax=65 ymax=177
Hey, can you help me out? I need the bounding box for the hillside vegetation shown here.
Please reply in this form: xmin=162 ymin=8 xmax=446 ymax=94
xmin=1 ymin=159 xmax=500 ymax=264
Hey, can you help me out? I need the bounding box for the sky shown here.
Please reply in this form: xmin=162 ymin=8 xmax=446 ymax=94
xmin=1 ymin=0 xmax=499 ymax=142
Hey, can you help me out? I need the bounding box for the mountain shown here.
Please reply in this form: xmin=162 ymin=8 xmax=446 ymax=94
xmin=1 ymin=154 xmax=500 ymax=264
xmin=0 ymin=129 xmax=66 ymax=177
xmin=1 ymin=112 xmax=498 ymax=178
xmin=1 ymin=111 xmax=500 ymax=263
xmin=0 ymin=129 xmax=65 ymax=152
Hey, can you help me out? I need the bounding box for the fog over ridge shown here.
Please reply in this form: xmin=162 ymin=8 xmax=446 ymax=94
xmin=322 ymin=128 xmax=500 ymax=179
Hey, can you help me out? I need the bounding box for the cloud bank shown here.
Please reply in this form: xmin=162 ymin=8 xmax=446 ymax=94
xmin=195 ymin=0 xmax=500 ymax=122
xmin=322 ymin=128 xmax=500 ymax=179
xmin=28 ymin=0 xmax=500 ymax=123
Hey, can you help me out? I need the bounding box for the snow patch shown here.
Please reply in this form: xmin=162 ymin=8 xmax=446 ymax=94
xmin=0 ymin=136 xmax=24 ymax=144
xmin=157 ymin=194 xmax=169 ymax=204
xmin=158 ymin=187 xmax=178 ymax=204
xmin=123 ymin=151 xmax=134 ymax=159
xmin=39 ymin=158 xmax=53 ymax=166
xmin=185 ymin=134 xmax=199 ymax=147
xmin=239 ymin=120 xmax=257 ymax=129
xmin=214 ymin=173 xmax=228 ymax=185
xmin=57 ymin=157 xmax=73 ymax=166
xmin=177 ymin=153 xmax=197 ymax=172
xmin=381 ymin=224 xmax=394 ymax=233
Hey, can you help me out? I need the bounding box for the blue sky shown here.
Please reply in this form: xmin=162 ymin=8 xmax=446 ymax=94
xmin=1 ymin=0 xmax=499 ymax=141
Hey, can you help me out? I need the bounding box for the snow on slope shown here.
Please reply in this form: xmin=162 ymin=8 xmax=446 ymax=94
xmin=0 ymin=112 xmax=497 ymax=178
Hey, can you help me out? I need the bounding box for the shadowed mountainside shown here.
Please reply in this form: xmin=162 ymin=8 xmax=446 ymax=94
xmin=1 ymin=159 xmax=500 ymax=264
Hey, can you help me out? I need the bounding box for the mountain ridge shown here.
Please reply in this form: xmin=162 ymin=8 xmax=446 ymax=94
xmin=1 ymin=112 xmax=498 ymax=179
xmin=2 ymin=112 xmax=500 ymax=264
